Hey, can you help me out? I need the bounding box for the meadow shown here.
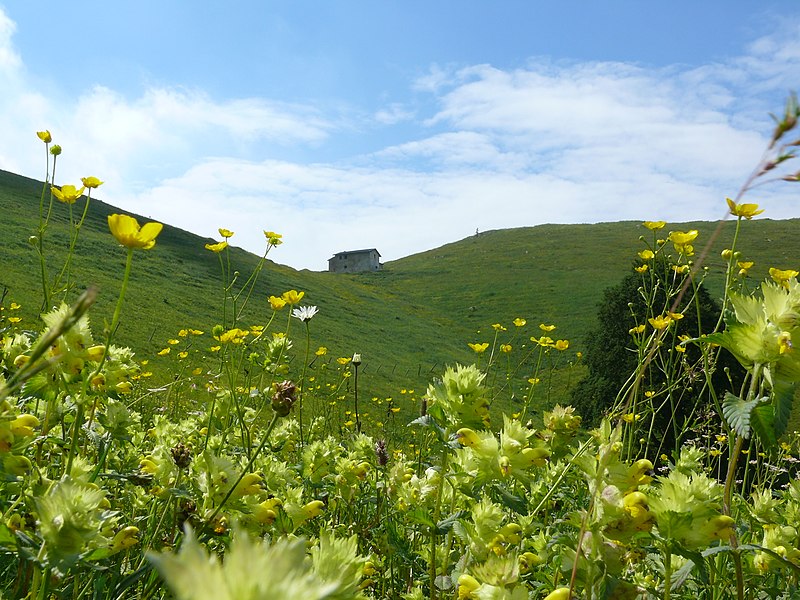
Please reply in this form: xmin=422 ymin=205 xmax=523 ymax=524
xmin=1 ymin=98 xmax=800 ymax=599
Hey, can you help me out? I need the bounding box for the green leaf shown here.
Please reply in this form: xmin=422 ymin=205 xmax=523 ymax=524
xmin=0 ymin=522 xmax=15 ymax=547
xmin=435 ymin=511 xmax=466 ymax=535
xmin=771 ymin=373 xmax=796 ymax=440
xmin=671 ymin=544 xmax=708 ymax=584
xmin=721 ymin=392 xmax=763 ymax=439
xmin=407 ymin=414 xmax=446 ymax=440
xmin=490 ymin=484 xmax=529 ymax=515
xmin=406 ymin=509 xmax=436 ymax=530
xmin=751 ymin=404 xmax=778 ymax=447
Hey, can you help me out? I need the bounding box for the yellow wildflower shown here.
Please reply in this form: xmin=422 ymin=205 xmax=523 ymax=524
xmin=554 ymin=339 xmax=569 ymax=351
xmin=81 ymin=176 xmax=104 ymax=188
xmin=770 ymin=267 xmax=799 ymax=288
xmin=337 ymin=357 xmax=351 ymax=365
xmin=638 ymin=249 xmax=655 ymax=260
xmin=500 ymin=344 xmax=512 ymax=353
xmin=205 ymin=241 xmax=228 ymax=252
xmin=167 ymin=339 xmax=180 ymax=345
xmin=281 ymin=290 xmax=305 ymax=305
xmin=635 ymin=264 xmax=649 ymax=273
xmin=218 ymin=228 xmax=234 ymax=238
xmin=468 ymin=342 xmax=489 ymax=353
xmin=649 ymin=315 xmax=673 ymax=330
xmin=269 ymin=295 xmax=287 ymax=310
xmin=726 ymin=197 xmax=764 ymax=220
xmin=513 ymin=318 xmax=526 ymax=327
xmin=157 ymin=348 xmax=170 ymax=356
xmin=491 ymin=323 xmax=505 ymax=331
xmin=37 ymin=130 xmax=52 ymax=143
xmin=669 ymin=230 xmax=698 ymax=255
xmin=672 ymin=264 xmax=690 ymax=274
xmin=543 ymin=588 xmax=572 ymax=600
xmin=643 ymin=221 xmax=666 ymax=230
xmin=108 ymin=214 xmax=163 ymax=250
xmin=629 ymin=324 xmax=646 ymax=334
xmin=110 ymin=526 xmax=139 ymax=553
xmin=539 ymin=323 xmax=556 ymax=332
xmin=52 ymin=184 xmax=86 ymax=204
xmin=264 ymin=231 xmax=283 ymax=245
xmin=218 ymin=328 xmax=249 ymax=344
xmin=315 ymin=346 xmax=328 ymax=356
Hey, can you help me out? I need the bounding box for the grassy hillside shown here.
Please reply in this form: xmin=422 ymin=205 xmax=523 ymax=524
xmin=2 ymin=167 xmax=800 ymax=413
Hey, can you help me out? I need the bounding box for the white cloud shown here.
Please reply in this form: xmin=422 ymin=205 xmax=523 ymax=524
xmin=0 ymin=8 xmax=20 ymax=70
xmin=374 ymin=103 xmax=415 ymax=125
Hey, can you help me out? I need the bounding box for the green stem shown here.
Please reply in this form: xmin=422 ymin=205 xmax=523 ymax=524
xmin=207 ymin=411 xmax=280 ymax=523
xmin=64 ymin=401 xmax=85 ymax=476
xmin=354 ymin=362 xmax=361 ymax=434
xmin=298 ymin=321 xmax=311 ymax=446
xmin=234 ymin=244 xmax=273 ymax=321
xmin=721 ymin=364 xmax=759 ymax=600
xmin=429 ymin=448 xmax=449 ymax=600
xmin=664 ymin=546 xmax=672 ymax=600
xmin=716 ymin=217 xmax=742 ymax=330
xmin=91 ymin=247 xmax=134 ymax=380
xmin=53 ymin=190 xmax=93 ymax=298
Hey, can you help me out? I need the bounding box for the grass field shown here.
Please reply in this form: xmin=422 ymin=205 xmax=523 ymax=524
xmin=3 ymin=167 xmax=800 ymax=417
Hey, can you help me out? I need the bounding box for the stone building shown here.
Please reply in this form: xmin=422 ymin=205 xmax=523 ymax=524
xmin=328 ymin=249 xmax=382 ymax=273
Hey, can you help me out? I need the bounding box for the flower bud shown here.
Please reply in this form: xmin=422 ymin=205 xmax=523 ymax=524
xmin=375 ymin=439 xmax=388 ymax=466
xmin=171 ymin=442 xmax=193 ymax=469
xmin=271 ymin=380 xmax=298 ymax=417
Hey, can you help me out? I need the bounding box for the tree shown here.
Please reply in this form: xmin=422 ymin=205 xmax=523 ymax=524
xmin=571 ymin=259 xmax=741 ymax=456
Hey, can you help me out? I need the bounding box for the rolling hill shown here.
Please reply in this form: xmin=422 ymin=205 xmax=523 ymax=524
xmin=2 ymin=168 xmax=799 ymax=412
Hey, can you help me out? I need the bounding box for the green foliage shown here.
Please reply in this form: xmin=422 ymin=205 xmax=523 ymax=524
xmin=570 ymin=257 xmax=734 ymax=453
xmin=722 ymin=391 xmax=763 ymax=439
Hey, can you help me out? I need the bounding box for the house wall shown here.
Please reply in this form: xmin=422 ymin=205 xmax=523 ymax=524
xmin=328 ymin=250 xmax=381 ymax=273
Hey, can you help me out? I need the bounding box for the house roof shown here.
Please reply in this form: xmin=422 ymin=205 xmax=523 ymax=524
xmin=329 ymin=248 xmax=381 ymax=259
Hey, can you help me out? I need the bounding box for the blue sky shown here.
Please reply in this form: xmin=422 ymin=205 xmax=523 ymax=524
xmin=1 ymin=2 xmax=799 ymax=270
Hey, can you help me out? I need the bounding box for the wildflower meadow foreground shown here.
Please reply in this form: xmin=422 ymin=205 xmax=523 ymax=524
xmin=2 ymin=98 xmax=800 ymax=600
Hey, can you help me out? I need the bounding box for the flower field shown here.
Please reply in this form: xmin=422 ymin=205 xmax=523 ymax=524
xmin=1 ymin=98 xmax=800 ymax=599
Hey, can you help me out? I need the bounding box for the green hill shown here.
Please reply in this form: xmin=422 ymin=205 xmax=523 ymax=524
xmin=2 ymin=168 xmax=799 ymax=413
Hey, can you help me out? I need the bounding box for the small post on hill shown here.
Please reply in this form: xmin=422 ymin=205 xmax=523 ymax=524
xmin=352 ymin=353 xmax=362 ymax=433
